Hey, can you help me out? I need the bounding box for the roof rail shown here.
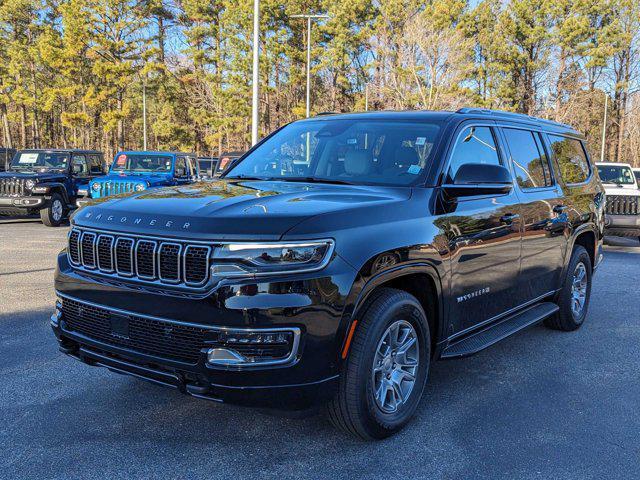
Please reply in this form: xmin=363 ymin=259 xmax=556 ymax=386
xmin=315 ymin=111 xmax=339 ymax=116
xmin=456 ymin=108 xmax=573 ymax=130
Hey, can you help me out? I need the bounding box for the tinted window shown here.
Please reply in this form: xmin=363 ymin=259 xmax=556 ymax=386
xmin=112 ymin=153 xmax=173 ymax=172
xmin=548 ymin=135 xmax=590 ymax=184
xmin=72 ymin=155 xmax=88 ymax=175
xmin=11 ymin=151 xmax=69 ymax=171
xmin=504 ymin=129 xmax=552 ymax=189
xmin=634 ymin=170 xmax=640 ymax=183
xmin=226 ymin=120 xmax=442 ymax=186
xmin=89 ymin=154 xmax=103 ymax=174
xmin=596 ymin=165 xmax=636 ymax=185
xmin=175 ymin=157 xmax=187 ymax=177
xmin=448 ymin=126 xmax=500 ymax=180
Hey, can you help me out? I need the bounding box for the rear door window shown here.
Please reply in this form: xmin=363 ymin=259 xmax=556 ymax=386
xmin=503 ymin=128 xmax=553 ymax=189
xmin=547 ymin=135 xmax=590 ymax=184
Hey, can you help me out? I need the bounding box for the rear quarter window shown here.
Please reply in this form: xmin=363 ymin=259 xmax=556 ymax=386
xmin=548 ymin=135 xmax=590 ymax=184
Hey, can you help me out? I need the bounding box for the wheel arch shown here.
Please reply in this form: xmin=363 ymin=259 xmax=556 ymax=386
xmin=339 ymin=262 xmax=445 ymax=362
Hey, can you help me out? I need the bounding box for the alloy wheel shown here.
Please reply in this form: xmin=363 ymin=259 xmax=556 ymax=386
xmin=570 ymin=262 xmax=588 ymax=319
xmin=371 ymin=319 xmax=419 ymax=414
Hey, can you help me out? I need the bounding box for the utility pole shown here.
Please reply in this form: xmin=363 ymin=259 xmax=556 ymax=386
xmin=142 ymin=79 xmax=147 ymax=151
xmin=251 ymin=0 xmax=260 ymax=145
xmin=601 ymin=92 xmax=608 ymax=162
xmin=291 ymin=14 xmax=329 ymax=118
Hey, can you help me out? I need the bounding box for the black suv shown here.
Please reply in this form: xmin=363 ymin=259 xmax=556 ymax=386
xmin=51 ymin=109 xmax=604 ymax=439
xmin=0 ymin=149 xmax=105 ymax=226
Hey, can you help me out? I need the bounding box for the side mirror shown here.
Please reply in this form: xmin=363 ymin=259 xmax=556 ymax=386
xmin=442 ymin=163 xmax=513 ymax=198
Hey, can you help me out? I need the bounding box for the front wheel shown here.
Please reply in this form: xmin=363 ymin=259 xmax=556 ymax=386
xmin=545 ymin=245 xmax=592 ymax=331
xmin=40 ymin=193 xmax=65 ymax=227
xmin=326 ymin=288 xmax=430 ymax=440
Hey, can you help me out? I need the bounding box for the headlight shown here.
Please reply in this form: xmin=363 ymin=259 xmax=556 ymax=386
xmin=91 ymin=183 xmax=101 ymax=191
xmin=211 ymin=240 xmax=334 ymax=278
xmin=25 ymin=179 xmax=36 ymax=190
xmin=135 ymin=183 xmax=146 ymax=192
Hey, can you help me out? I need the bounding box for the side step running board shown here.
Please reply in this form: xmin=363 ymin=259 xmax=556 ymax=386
xmin=441 ymin=302 xmax=559 ymax=359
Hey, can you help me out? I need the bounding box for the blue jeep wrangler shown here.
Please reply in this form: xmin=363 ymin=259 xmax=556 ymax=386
xmin=0 ymin=149 xmax=105 ymax=226
xmin=87 ymin=151 xmax=199 ymax=200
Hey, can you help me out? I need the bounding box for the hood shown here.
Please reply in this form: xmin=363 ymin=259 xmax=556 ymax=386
xmin=74 ymin=179 xmax=412 ymax=241
xmin=0 ymin=170 xmax=67 ymax=183
xmin=602 ymin=184 xmax=640 ymax=196
xmin=92 ymin=173 xmax=171 ymax=187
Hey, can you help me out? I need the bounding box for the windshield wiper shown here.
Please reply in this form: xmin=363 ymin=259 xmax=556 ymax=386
xmin=279 ymin=177 xmax=355 ymax=185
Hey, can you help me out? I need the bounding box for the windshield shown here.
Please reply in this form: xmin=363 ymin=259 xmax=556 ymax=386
xmin=225 ymin=119 xmax=442 ymax=186
xmin=596 ymin=165 xmax=636 ymax=185
xmin=10 ymin=152 xmax=69 ymax=171
xmin=111 ymin=153 xmax=173 ymax=172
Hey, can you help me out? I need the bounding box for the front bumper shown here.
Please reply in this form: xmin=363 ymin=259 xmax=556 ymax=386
xmin=52 ymin=251 xmax=357 ymax=408
xmin=0 ymin=195 xmax=46 ymax=212
xmin=604 ymin=214 xmax=640 ymax=237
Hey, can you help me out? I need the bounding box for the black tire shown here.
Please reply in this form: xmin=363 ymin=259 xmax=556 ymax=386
xmin=544 ymin=245 xmax=592 ymax=331
xmin=40 ymin=193 xmax=65 ymax=227
xmin=326 ymin=288 xmax=430 ymax=440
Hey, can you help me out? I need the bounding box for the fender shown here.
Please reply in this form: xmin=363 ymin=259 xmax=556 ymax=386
xmin=41 ymin=182 xmax=71 ymax=205
xmin=336 ymin=259 xmax=446 ymax=363
xmin=563 ymin=222 xmax=599 ymax=273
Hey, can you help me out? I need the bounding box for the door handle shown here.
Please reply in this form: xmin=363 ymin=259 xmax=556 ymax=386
xmin=500 ymin=213 xmax=520 ymax=224
xmin=553 ymin=204 xmax=567 ymax=214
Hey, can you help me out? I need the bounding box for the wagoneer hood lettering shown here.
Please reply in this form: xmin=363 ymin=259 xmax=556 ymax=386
xmin=75 ymin=179 xmax=411 ymax=240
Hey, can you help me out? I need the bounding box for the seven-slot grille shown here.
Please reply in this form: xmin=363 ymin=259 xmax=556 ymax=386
xmin=60 ymin=297 xmax=207 ymax=364
xmin=68 ymin=228 xmax=212 ymax=289
xmin=605 ymin=195 xmax=639 ymax=215
xmin=93 ymin=181 xmax=138 ymax=198
xmin=0 ymin=178 xmax=26 ymax=196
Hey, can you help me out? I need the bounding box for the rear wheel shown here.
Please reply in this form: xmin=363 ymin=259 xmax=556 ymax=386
xmin=40 ymin=193 xmax=65 ymax=227
xmin=545 ymin=245 xmax=592 ymax=331
xmin=326 ymin=288 xmax=430 ymax=440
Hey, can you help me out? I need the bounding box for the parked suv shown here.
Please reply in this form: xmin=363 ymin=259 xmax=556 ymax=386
xmin=52 ymin=109 xmax=604 ymax=439
xmin=86 ymin=151 xmax=199 ymax=201
xmin=0 ymin=149 xmax=104 ymax=226
xmin=595 ymin=162 xmax=640 ymax=241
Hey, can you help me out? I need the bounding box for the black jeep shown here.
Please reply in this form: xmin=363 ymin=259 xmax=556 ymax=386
xmin=51 ymin=109 xmax=605 ymax=439
xmin=0 ymin=149 xmax=105 ymax=226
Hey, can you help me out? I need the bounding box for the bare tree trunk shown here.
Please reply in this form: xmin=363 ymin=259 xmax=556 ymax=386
xmin=1 ymin=103 xmax=12 ymax=148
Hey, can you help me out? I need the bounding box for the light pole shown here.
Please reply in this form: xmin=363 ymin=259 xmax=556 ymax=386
xmin=142 ymin=78 xmax=147 ymax=150
xmin=600 ymin=92 xmax=608 ymax=162
xmin=251 ymin=0 xmax=260 ymax=145
xmin=291 ymin=14 xmax=329 ymax=118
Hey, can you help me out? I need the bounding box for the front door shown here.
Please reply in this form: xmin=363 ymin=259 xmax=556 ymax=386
xmin=440 ymin=123 xmax=523 ymax=334
xmin=500 ymin=127 xmax=568 ymax=302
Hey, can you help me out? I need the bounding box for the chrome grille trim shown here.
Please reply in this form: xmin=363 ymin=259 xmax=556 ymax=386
xmin=183 ymin=245 xmax=211 ymax=286
xmin=135 ymin=240 xmax=157 ymax=280
xmin=80 ymin=232 xmax=97 ymax=269
xmin=114 ymin=237 xmax=135 ymax=276
xmin=158 ymin=242 xmax=182 ymax=284
xmin=96 ymin=235 xmax=115 ymax=273
xmin=0 ymin=178 xmax=25 ymax=196
xmin=68 ymin=227 xmax=214 ymax=291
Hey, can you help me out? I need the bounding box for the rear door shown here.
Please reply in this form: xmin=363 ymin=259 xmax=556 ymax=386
xmin=440 ymin=122 xmax=523 ymax=333
xmin=500 ymin=127 xmax=568 ymax=302
xmin=174 ymin=156 xmax=190 ymax=184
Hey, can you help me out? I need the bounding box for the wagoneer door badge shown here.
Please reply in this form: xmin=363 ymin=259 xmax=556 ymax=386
xmin=457 ymin=287 xmax=490 ymax=303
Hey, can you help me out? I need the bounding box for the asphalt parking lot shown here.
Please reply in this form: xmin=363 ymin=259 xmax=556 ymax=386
xmin=1 ymin=219 xmax=639 ymax=480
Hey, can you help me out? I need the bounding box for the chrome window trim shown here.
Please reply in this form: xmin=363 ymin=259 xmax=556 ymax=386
xmin=56 ymin=291 xmax=302 ymax=369
xmin=135 ymin=239 xmax=158 ymax=280
xmin=157 ymin=242 xmax=182 ymax=284
xmin=114 ymin=237 xmax=135 ymax=277
xmin=96 ymin=234 xmax=115 ymax=273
